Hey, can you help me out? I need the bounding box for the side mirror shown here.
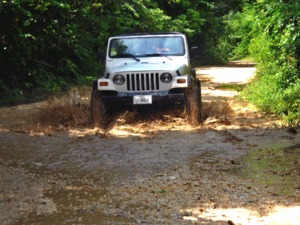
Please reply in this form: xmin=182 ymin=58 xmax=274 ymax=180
xmin=97 ymin=49 xmax=105 ymax=64
xmin=190 ymin=46 xmax=200 ymax=58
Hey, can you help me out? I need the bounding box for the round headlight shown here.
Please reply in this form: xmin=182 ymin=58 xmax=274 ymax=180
xmin=113 ymin=74 xmax=125 ymax=85
xmin=160 ymin=73 xmax=173 ymax=83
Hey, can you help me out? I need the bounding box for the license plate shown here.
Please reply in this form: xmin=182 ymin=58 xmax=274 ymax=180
xmin=133 ymin=95 xmax=152 ymax=105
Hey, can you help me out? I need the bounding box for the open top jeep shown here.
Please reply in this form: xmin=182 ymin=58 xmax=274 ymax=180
xmin=91 ymin=32 xmax=202 ymax=127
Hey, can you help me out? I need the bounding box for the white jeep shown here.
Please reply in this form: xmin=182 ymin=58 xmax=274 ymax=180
xmin=91 ymin=32 xmax=202 ymax=127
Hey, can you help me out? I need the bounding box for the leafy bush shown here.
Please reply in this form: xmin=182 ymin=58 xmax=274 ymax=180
xmin=6 ymin=0 xmax=298 ymax=129
xmin=0 ymin=0 xmax=103 ymax=105
xmin=241 ymin=0 xmax=300 ymax=126
xmin=1 ymin=0 xmax=239 ymax=106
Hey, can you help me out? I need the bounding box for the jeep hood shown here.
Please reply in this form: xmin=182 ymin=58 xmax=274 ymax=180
xmin=107 ymin=59 xmax=188 ymax=75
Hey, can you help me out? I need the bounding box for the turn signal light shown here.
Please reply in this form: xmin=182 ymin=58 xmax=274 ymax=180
xmin=177 ymin=79 xmax=186 ymax=84
xmin=99 ymin=81 xmax=109 ymax=86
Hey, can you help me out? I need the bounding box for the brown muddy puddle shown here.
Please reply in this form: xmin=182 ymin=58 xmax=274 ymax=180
xmin=241 ymin=142 xmax=300 ymax=195
xmin=192 ymin=140 xmax=300 ymax=196
xmin=23 ymin=197 xmax=130 ymax=225
xmin=16 ymin=176 xmax=133 ymax=225
xmin=15 ymin=141 xmax=300 ymax=225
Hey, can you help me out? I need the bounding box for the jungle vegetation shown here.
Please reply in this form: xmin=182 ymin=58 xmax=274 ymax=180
xmin=0 ymin=0 xmax=299 ymax=125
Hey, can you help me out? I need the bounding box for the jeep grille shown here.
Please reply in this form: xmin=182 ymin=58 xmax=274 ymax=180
xmin=126 ymin=73 xmax=160 ymax=91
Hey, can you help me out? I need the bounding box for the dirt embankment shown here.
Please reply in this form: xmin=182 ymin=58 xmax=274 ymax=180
xmin=0 ymin=65 xmax=299 ymax=225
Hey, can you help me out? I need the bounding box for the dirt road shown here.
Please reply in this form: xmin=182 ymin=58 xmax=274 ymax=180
xmin=0 ymin=64 xmax=299 ymax=225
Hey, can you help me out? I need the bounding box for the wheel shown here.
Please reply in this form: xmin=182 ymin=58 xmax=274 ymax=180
xmin=91 ymin=90 xmax=107 ymax=128
xmin=185 ymin=79 xmax=202 ymax=125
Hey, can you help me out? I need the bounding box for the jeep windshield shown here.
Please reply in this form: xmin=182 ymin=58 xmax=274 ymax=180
xmin=109 ymin=36 xmax=185 ymax=58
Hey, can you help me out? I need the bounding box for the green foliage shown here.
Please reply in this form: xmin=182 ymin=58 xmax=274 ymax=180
xmin=224 ymin=11 xmax=254 ymax=60
xmin=0 ymin=0 xmax=103 ymax=104
xmin=1 ymin=0 xmax=237 ymax=106
xmin=241 ymin=0 xmax=300 ymax=125
xmin=3 ymin=0 xmax=298 ymax=127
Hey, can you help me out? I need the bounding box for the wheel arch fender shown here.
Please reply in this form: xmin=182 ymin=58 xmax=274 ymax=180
xmin=93 ymin=80 xmax=98 ymax=90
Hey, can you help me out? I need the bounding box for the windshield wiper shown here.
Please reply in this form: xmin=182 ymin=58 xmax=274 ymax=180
xmin=115 ymin=53 xmax=140 ymax=61
xmin=144 ymin=53 xmax=172 ymax=60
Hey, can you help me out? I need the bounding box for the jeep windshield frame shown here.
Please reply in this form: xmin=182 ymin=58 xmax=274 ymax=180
xmin=108 ymin=36 xmax=185 ymax=58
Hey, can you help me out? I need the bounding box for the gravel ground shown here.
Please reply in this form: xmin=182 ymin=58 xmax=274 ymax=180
xmin=0 ymin=65 xmax=299 ymax=225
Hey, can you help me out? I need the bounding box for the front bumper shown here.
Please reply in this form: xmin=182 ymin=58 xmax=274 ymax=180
xmin=101 ymin=93 xmax=185 ymax=105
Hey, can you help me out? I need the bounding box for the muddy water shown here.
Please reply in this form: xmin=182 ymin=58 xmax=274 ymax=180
xmin=1 ymin=65 xmax=299 ymax=224
xmin=4 ymin=131 xmax=298 ymax=225
xmin=23 ymin=189 xmax=130 ymax=225
xmin=241 ymin=142 xmax=300 ymax=196
xmin=193 ymin=140 xmax=300 ymax=197
xmin=0 ymin=128 xmax=234 ymax=225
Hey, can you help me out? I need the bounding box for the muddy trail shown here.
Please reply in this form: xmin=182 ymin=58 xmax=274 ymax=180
xmin=0 ymin=64 xmax=299 ymax=225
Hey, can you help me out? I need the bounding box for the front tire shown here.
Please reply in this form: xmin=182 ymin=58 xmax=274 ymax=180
xmin=91 ymin=90 xmax=107 ymax=128
xmin=185 ymin=79 xmax=202 ymax=126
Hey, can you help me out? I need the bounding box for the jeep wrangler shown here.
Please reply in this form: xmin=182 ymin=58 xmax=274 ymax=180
xmin=91 ymin=32 xmax=202 ymax=127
